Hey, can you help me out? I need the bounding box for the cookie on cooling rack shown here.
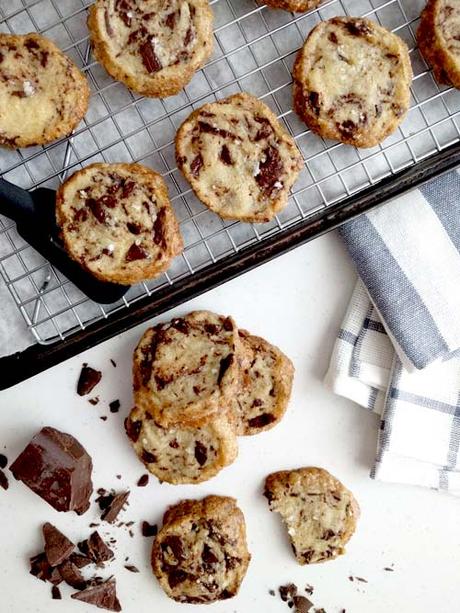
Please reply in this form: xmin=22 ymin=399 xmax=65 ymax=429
xmin=417 ymin=0 xmax=460 ymax=88
xmin=262 ymin=0 xmax=322 ymax=14
xmin=133 ymin=311 xmax=241 ymax=426
xmin=175 ymin=92 xmax=303 ymax=223
xmin=0 ymin=33 xmax=89 ymax=148
xmin=125 ymin=405 xmax=238 ymax=484
xmin=233 ymin=330 xmax=294 ymax=436
xmin=264 ymin=467 xmax=360 ymax=565
xmin=56 ymin=162 xmax=183 ymax=285
xmin=152 ymin=496 xmax=251 ymax=603
xmin=293 ymin=17 xmax=413 ymax=148
xmin=87 ymin=0 xmax=213 ymax=98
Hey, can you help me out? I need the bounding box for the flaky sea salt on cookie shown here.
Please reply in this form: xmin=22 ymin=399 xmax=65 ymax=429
xmin=88 ymin=0 xmax=213 ymax=97
xmin=0 ymin=33 xmax=89 ymax=148
xmin=56 ymin=162 xmax=183 ymax=285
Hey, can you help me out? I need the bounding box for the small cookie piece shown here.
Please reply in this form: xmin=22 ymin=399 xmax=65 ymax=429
xmin=152 ymin=496 xmax=250 ymax=603
xmin=262 ymin=0 xmax=322 ymax=14
xmin=233 ymin=330 xmax=294 ymax=436
xmin=125 ymin=406 xmax=238 ymax=484
xmin=293 ymin=17 xmax=413 ymax=148
xmin=176 ymin=92 xmax=303 ymax=223
xmin=56 ymin=162 xmax=183 ymax=285
xmin=417 ymin=0 xmax=460 ymax=88
xmin=264 ymin=467 xmax=360 ymax=565
xmin=88 ymin=0 xmax=213 ymax=98
xmin=0 ymin=33 xmax=89 ymax=148
xmin=133 ymin=311 xmax=241 ymax=426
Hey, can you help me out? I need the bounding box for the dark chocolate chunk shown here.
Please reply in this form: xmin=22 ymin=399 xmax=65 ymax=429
xmin=124 ymin=564 xmax=139 ymax=573
xmin=198 ymin=121 xmax=235 ymax=140
xmin=190 ymin=154 xmax=203 ymax=177
xmin=279 ymin=583 xmax=298 ymax=602
xmin=247 ymin=413 xmax=276 ymax=429
xmin=87 ymin=198 xmax=107 ymax=224
xmin=256 ymin=146 xmax=283 ymax=196
xmin=167 ymin=568 xmax=188 ymax=589
xmin=184 ymin=26 xmax=194 ymax=46
xmin=125 ymin=242 xmax=149 ymax=262
xmin=344 ymin=20 xmax=371 ymax=37
xmin=0 ymin=454 xmax=7 ymax=469
xmin=0 ymin=469 xmax=8 ymax=490
xmin=137 ymin=474 xmax=149 ymax=487
xmin=125 ymin=418 xmax=142 ymax=442
xmin=30 ymin=553 xmax=53 ymax=582
xmin=68 ymin=553 xmax=92 ymax=569
xmin=194 ymin=441 xmax=207 ymax=466
xmin=219 ymin=144 xmax=232 ymax=165
xmin=101 ymin=491 xmax=130 ymax=523
xmin=59 ymin=559 xmax=87 ymax=590
xmin=293 ymin=595 xmax=314 ymax=613
xmin=308 ymin=91 xmax=321 ymax=115
xmin=142 ymin=449 xmax=157 ymax=464
xmin=165 ymin=11 xmax=176 ymax=28
xmin=202 ymin=544 xmax=218 ymax=565
xmin=77 ymin=364 xmax=102 ymax=396
xmin=10 ymin=427 xmax=93 ymax=515
xmin=217 ymin=353 xmax=233 ymax=384
xmin=100 ymin=416 xmax=107 ymax=422
xmin=161 ymin=535 xmax=184 ymax=561
xmin=269 ymin=589 xmax=276 ymax=596
xmin=140 ymin=39 xmax=162 ymax=73
xmin=141 ymin=521 xmax=157 ymax=537
xmin=78 ymin=531 xmax=114 ymax=566
xmin=254 ymin=116 xmax=273 ymax=141
xmin=51 ymin=585 xmax=62 ymax=600
xmin=71 ymin=579 xmax=121 ymax=612
xmin=127 ymin=222 xmax=142 ymax=235
xmin=329 ymin=31 xmax=338 ymax=44
xmin=43 ymin=523 xmax=75 ymax=566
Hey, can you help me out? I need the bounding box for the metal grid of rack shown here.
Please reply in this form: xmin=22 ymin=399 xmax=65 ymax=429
xmin=0 ymin=0 xmax=459 ymax=346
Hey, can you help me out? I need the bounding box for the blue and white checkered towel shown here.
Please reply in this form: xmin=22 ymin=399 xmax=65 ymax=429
xmin=325 ymin=171 xmax=460 ymax=494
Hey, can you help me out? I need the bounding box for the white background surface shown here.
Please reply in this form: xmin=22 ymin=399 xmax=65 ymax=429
xmin=1 ymin=232 xmax=460 ymax=613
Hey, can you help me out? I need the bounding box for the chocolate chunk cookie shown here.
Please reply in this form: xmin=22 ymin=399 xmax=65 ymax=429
xmin=264 ymin=467 xmax=360 ymax=565
xmin=417 ymin=0 xmax=460 ymax=88
xmin=0 ymin=33 xmax=89 ymax=148
xmin=125 ymin=406 xmax=238 ymax=484
xmin=262 ymin=0 xmax=322 ymax=14
xmin=132 ymin=311 xmax=241 ymax=427
xmin=88 ymin=0 xmax=213 ymax=97
xmin=233 ymin=330 xmax=294 ymax=436
xmin=176 ymin=92 xmax=303 ymax=223
xmin=152 ymin=496 xmax=251 ymax=603
xmin=56 ymin=162 xmax=183 ymax=285
xmin=293 ymin=17 xmax=413 ymax=148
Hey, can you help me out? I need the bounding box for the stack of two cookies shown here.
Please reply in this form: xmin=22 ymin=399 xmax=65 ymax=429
xmin=125 ymin=311 xmax=294 ymax=484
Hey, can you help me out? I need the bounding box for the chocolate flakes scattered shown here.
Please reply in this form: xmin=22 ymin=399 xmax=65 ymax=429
xmin=109 ymin=400 xmax=120 ymax=413
xmin=0 ymin=453 xmax=7 ymax=469
xmin=71 ymin=579 xmax=121 ymax=612
xmin=279 ymin=584 xmax=298 ymax=602
xmin=77 ymin=364 xmax=102 ymax=396
xmin=141 ymin=521 xmax=158 ymax=537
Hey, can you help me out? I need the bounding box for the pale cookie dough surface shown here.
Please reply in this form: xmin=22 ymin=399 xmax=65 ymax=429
xmin=56 ymin=162 xmax=183 ymax=285
xmin=152 ymin=496 xmax=251 ymax=603
xmin=293 ymin=17 xmax=413 ymax=148
xmin=125 ymin=406 xmax=238 ymax=484
xmin=0 ymin=33 xmax=89 ymax=148
xmin=88 ymin=0 xmax=213 ymax=97
xmin=233 ymin=330 xmax=294 ymax=436
xmin=176 ymin=92 xmax=303 ymax=223
xmin=262 ymin=0 xmax=322 ymax=15
xmin=417 ymin=0 xmax=460 ymax=88
xmin=133 ymin=311 xmax=241 ymax=427
xmin=264 ymin=467 xmax=360 ymax=565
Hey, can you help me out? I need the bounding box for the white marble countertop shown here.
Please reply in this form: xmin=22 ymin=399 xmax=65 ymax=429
xmin=1 ymin=231 xmax=459 ymax=613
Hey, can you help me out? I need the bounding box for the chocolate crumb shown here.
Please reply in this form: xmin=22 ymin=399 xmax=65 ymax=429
xmin=137 ymin=474 xmax=149 ymax=487
xmin=51 ymin=585 xmax=62 ymax=600
xmin=141 ymin=521 xmax=157 ymax=537
xmin=0 ymin=454 xmax=7 ymax=469
xmin=110 ymin=359 xmax=117 ymax=367
xmin=89 ymin=523 xmax=100 ymax=528
xmin=101 ymin=491 xmax=130 ymax=523
xmin=100 ymin=416 xmax=107 ymax=421
xmin=89 ymin=397 xmax=99 ymax=406
xmin=305 ymin=584 xmax=314 ymax=595
xmin=0 ymin=469 xmax=9 ymax=490
xmin=269 ymin=589 xmax=276 ymax=596
xmin=109 ymin=400 xmax=120 ymax=413
xmin=279 ymin=584 xmax=298 ymax=602
xmin=355 ymin=577 xmax=368 ymax=583
xmin=384 ymin=567 xmax=394 ymax=572
xmin=116 ymin=475 xmax=121 ymax=480
xmin=348 ymin=576 xmax=354 ymax=582
xmin=124 ymin=564 xmax=139 ymax=573
xmin=77 ymin=364 xmax=102 ymax=396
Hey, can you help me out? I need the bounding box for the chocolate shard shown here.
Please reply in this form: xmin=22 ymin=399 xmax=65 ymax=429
xmin=51 ymin=585 xmax=62 ymax=600
xmin=124 ymin=564 xmax=139 ymax=573
xmin=59 ymin=559 xmax=87 ymax=590
xmin=78 ymin=531 xmax=114 ymax=566
xmin=101 ymin=491 xmax=130 ymax=523
xmin=71 ymin=579 xmax=122 ymax=612
xmin=43 ymin=522 xmax=75 ymax=566
xmin=77 ymin=364 xmax=102 ymax=396
xmin=10 ymin=427 xmax=93 ymax=515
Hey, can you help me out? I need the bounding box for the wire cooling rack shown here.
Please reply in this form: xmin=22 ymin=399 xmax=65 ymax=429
xmin=1 ymin=0 xmax=460 ymax=350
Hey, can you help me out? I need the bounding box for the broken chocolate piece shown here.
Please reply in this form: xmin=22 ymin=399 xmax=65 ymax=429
xmin=279 ymin=584 xmax=298 ymax=602
xmin=71 ymin=579 xmax=121 ymax=612
xmin=0 ymin=454 xmax=7 ymax=469
xmin=141 ymin=521 xmax=157 ymax=537
xmin=59 ymin=559 xmax=87 ymax=590
xmin=10 ymin=427 xmax=93 ymax=515
xmin=0 ymin=469 xmax=9 ymax=490
xmin=125 ymin=242 xmax=149 ymax=262
xmin=77 ymin=364 xmax=102 ymax=396
xmin=51 ymin=585 xmax=62 ymax=600
xmin=78 ymin=531 xmax=114 ymax=566
xmin=30 ymin=553 xmax=54 ymax=582
xmin=43 ymin=522 xmax=75 ymax=566
xmin=293 ymin=595 xmax=314 ymax=613
xmin=101 ymin=491 xmax=130 ymax=523
xmin=109 ymin=400 xmax=120 ymax=413
xmin=140 ymin=39 xmax=162 ymax=73
xmin=69 ymin=553 xmax=92 ymax=569
xmin=137 ymin=474 xmax=149 ymax=487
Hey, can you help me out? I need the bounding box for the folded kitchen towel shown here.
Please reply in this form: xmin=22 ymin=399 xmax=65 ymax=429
xmin=326 ymin=170 xmax=460 ymax=494
xmin=339 ymin=171 xmax=460 ymax=370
